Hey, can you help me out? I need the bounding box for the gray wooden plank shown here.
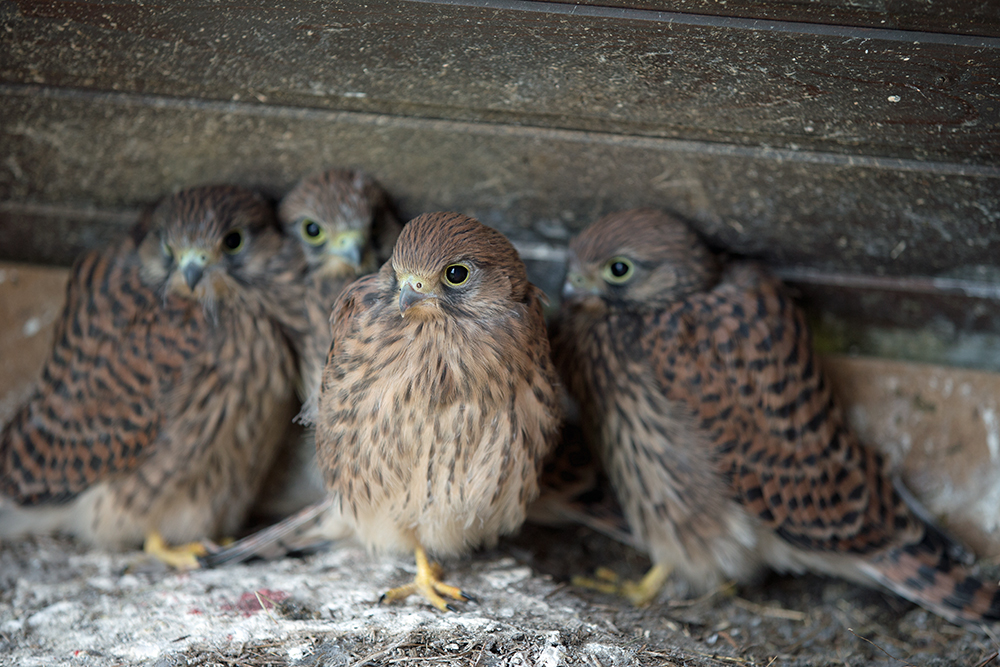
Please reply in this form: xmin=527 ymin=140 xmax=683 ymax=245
xmin=2 ymin=1 xmax=997 ymax=162
xmin=2 ymin=86 xmax=997 ymax=285
xmin=544 ymin=0 xmax=1000 ymax=37
xmin=0 ymin=201 xmax=138 ymax=267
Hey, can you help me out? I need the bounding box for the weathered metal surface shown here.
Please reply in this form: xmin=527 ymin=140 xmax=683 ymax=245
xmin=2 ymin=0 xmax=997 ymax=162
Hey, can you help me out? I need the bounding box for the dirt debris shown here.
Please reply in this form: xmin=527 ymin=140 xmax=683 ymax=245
xmin=2 ymin=525 xmax=998 ymax=666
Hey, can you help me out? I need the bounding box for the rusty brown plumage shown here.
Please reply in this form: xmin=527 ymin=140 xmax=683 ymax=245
xmin=0 ymin=185 xmax=304 ymax=555
xmin=314 ymin=212 xmax=563 ymax=610
xmin=552 ymin=208 xmax=1000 ymax=625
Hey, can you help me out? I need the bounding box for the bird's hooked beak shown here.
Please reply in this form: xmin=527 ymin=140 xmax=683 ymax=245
xmin=328 ymin=230 xmax=365 ymax=269
xmin=177 ymin=247 xmax=215 ymax=290
xmin=398 ymin=273 xmax=436 ymax=316
xmin=562 ymin=269 xmax=602 ymax=300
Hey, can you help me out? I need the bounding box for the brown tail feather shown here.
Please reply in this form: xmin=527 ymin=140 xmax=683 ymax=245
xmin=199 ymin=497 xmax=339 ymax=568
xmin=867 ymin=525 xmax=1000 ymax=626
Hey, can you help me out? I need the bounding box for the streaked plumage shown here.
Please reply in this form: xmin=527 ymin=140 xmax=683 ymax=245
xmin=0 ymin=186 xmax=304 ymax=556
xmin=246 ymin=169 xmax=402 ymax=524
xmin=279 ymin=168 xmax=401 ymax=406
xmin=552 ymin=208 xmax=1000 ymax=625
xmin=314 ymin=212 xmax=563 ymax=609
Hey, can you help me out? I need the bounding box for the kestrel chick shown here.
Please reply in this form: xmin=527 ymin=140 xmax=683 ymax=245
xmin=244 ymin=170 xmax=401 ymax=523
xmin=314 ymin=212 xmax=562 ymax=610
xmin=0 ymin=186 xmax=303 ymax=567
xmin=279 ymin=169 xmax=401 ymax=405
xmin=552 ymin=208 xmax=1000 ymax=625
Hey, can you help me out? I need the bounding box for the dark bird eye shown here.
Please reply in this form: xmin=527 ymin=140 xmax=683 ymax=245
xmin=602 ymin=257 xmax=634 ymax=284
xmin=222 ymin=229 xmax=244 ymax=254
xmin=444 ymin=264 xmax=470 ymax=286
xmin=301 ymin=219 xmax=327 ymax=245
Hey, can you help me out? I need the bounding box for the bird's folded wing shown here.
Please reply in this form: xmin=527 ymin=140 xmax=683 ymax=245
xmin=0 ymin=248 xmax=187 ymax=505
xmin=329 ymin=272 xmax=382 ymax=355
xmin=645 ymin=264 xmax=922 ymax=555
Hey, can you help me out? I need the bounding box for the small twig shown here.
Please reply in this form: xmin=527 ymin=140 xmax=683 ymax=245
xmin=983 ymin=622 xmax=1000 ymax=649
xmin=664 ymin=581 xmax=735 ymax=609
xmin=975 ymin=650 xmax=999 ymax=667
xmin=648 ymin=647 xmax=769 ymax=667
xmin=389 ymin=654 xmax=475 ymax=664
xmin=732 ymin=597 xmax=807 ymax=622
xmin=348 ymin=636 xmax=415 ymax=667
xmin=472 ymin=639 xmax=491 ymax=667
xmin=543 ymin=581 xmax=570 ymax=599
xmin=253 ymin=590 xmax=278 ymax=625
xmin=847 ymin=628 xmax=916 ymax=667
xmin=687 ymin=650 xmax=756 ymax=665
xmin=717 ymin=631 xmax=741 ymax=652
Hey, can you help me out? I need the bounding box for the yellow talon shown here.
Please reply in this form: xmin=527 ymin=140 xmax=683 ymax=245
xmin=573 ymin=563 xmax=672 ymax=606
xmin=379 ymin=546 xmax=472 ymax=611
xmin=572 ymin=571 xmax=623 ymax=595
xmin=621 ymin=564 xmax=671 ymax=606
xmin=594 ymin=566 xmax=620 ymax=582
xmin=143 ymin=531 xmax=208 ymax=570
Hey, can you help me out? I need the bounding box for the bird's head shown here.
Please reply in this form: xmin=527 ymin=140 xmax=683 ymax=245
xmin=561 ymin=208 xmax=719 ymax=311
xmin=279 ymin=169 xmax=383 ymax=279
xmin=137 ymin=185 xmax=289 ymax=309
xmin=389 ymin=212 xmax=529 ymax=321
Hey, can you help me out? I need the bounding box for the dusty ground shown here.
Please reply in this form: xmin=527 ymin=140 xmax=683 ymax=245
xmin=2 ymin=522 xmax=998 ymax=667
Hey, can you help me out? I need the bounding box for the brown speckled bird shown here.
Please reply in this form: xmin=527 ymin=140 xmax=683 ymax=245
xmin=314 ymin=212 xmax=562 ymax=610
xmin=247 ymin=170 xmax=402 ymax=521
xmin=0 ymin=186 xmax=304 ymax=568
xmin=279 ymin=169 xmax=402 ymax=406
xmin=552 ymin=208 xmax=1000 ymax=625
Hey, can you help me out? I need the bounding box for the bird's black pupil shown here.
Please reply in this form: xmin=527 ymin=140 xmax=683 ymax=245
xmin=446 ymin=265 xmax=469 ymax=284
xmin=224 ymin=232 xmax=242 ymax=249
xmin=611 ymin=261 xmax=629 ymax=277
xmin=305 ymin=221 xmax=321 ymax=237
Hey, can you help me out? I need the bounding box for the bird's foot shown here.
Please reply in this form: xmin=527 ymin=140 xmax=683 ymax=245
xmin=379 ymin=546 xmax=474 ymax=612
xmin=143 ymin=531 xmax=209 ymax=570
xmin=573 ymin=563 xmax=671 ymax=606
xmin=571 ymin=566 xmax=623 ymax=595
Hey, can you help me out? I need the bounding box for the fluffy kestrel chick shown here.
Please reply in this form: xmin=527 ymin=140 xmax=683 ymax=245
xmin=244 ymin=170 xmax=402 ymax=523
xmin=279 ymin=169 xmax=401 ymax=404
xmin=314 ymin=212 xmax=562 ymax=610
xmin=552 ymin=208 xmax=1000 ymax=625
xmin=0 ymin=186 xmax=303 ymax=567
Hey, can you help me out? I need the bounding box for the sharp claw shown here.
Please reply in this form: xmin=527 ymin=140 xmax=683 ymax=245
xmin=379 ymin=547 xmax=472 ymax=611
xmin=460 ymin=592 xmax=477 ymax=603
xmin=378 ymin=593 xmax=387 ymax=605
